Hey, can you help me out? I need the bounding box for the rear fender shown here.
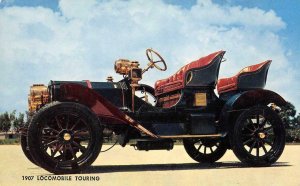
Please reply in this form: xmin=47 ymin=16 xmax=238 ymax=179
xmin=59 ymin=83 xmax=157 ymax=138
xmin=219 ymin=89 xmax=286 ymax=132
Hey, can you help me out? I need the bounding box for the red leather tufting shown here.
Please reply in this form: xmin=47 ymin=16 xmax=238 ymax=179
xmin=217 ymin=60 xmax=272 ymax=94
xmin=154 ymin=51 xmax=224 ymax=96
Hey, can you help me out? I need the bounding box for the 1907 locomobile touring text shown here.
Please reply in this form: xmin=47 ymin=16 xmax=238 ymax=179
xmin=22 ymin=175 xmax=100 ymax=181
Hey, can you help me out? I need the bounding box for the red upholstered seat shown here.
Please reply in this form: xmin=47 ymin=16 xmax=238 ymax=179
xmin=154 ymin=51 xmax=224 ymax=96
xmin=217 ymin=60 xmax=272 ymax=95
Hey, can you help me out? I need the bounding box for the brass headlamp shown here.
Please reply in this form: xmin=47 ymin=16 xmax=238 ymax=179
xmin=114 ymin=59 xmax=140 ymax=76
xmin=114 ymin=60 xmax=143 ymax=112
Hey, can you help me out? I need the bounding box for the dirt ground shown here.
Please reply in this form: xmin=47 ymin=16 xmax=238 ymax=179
xmin=0 ymin=145 xmax=299 ymax=186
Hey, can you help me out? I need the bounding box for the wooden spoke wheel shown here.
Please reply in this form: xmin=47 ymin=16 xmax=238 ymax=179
xmin=183 ymin=138 xmax=227 ymax=163
xmin=20 ymin=121 xmax=38 ymax=166
xmin=230 ymin=105 xmax=285 ymax=166
xmin=27 ymin=102 xmax=103 ymax=174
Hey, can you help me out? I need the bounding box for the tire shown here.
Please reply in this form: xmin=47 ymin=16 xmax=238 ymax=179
xmin=27 ymin=102 xmax=103 ymax=174
xmin=230 ymin=105 xmax=285 ymax=166
xmin=183 ymin=138 xmax=227 ymax=163
xmin=20 ymin=122 xmax=38 ymax=165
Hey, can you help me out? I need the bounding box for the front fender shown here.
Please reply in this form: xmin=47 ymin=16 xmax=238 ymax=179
xmin=59 ymin=83 xmax=157 ymax=138
xmin=219 ymin=89 xmax=286 ymax=132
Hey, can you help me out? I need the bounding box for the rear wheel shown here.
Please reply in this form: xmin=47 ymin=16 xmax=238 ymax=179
xmin=183 ymin=138 xmax=227 ymax=163
xmin=27 ymin=102 xmax=103 ymax=174
xmin=230 ymin=105 xmax=285 ymax=166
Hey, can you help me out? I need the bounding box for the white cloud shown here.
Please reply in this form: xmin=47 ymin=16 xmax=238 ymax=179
xmin=58 ymin=0 xmax=97 ymax=19
xmin=0 ymin=0 xmax=298 ymax=113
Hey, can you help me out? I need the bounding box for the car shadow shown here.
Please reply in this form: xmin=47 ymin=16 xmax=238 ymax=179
xmin=83 ymin=161 xmax=290 ymax=174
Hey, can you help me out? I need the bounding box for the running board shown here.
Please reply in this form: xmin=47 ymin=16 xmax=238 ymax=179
xmin=158 ymin=133 xmax=226 ymax=139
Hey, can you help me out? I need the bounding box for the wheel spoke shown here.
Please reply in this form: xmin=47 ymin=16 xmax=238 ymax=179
xmin=65 ymin=114 xmax=70 ymax=130
xmin=263 ymin=126 xmax=273 ymax=133
xmin=204 ymin=147 xmax=207 ymax=154
xmin=247 ymin=118 xmax=254 ymax=125
xmin=256 ymin=114 xmax=260 ymax=125
xmin=243 ymin=138 xmax=254 ymax=145
xmin=55 ymin=116 xmax=63 ymax=130
xmin=262 ymin=144 xmax=268 ymax=154
xmin=73 ymin=129 xmax=89 ymax=136
xmin=51 ymin=143 xmax=63 ymax=157
xmin=69 ymin=144 xmax=78 ymax=160
xmin=70 ymin=147 xmax=77 ymax=160
xmin=245 ymin=125 xmax=254 ymax=132
xmin=264 ymin=138 xmax=273 ymax=146
xmin=243 ymin=133 xmax=254 ymax=137
xmin=193 ymin=139 xmax=201 ymax=145
xmin=44 ymin=127 xmax=59 ymax=134
xmin=72 ymin=141 xmax=87 ymax=153
xmin=59 ymin=144 xmax=67 ymax=161
xmin=248 ymin=117 xmax=258 ymax=130
xmin=62 ymin=150 xmax=67 ymax=161
xmin=242 ymin=132 xmax=253 ymax=141
xmin=44 ymin=139 xmax=59 ymax=148
xmin=70 ymin=118 xmax=81 ymax=130
xmin=209 ymin=147 xmax=213 ymax=153
xmin=259 ymin=119 xmax=267 ymax=129
xmin=256 ymin=146 xmax=259 ymax=157
xmin=41 ymin=134 xmax=57 ymax=141
xmin=248 ymin=141 xmax=256 ymax=154
xmin=197 ymin=144 xmax=202 ymax=151
xmin=74 ymin=135 xmax=90 ymax=141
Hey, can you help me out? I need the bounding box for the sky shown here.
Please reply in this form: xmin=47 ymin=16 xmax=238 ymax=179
xmin=0 ymin=0 xmax=299 ymax=114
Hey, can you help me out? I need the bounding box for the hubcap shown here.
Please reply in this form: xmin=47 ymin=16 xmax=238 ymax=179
xmin=241 ymin=111 xmax=276 ymax=157
xmin=63 ymin=133 xmax=71 ymax=141
xmin=258 ymin=132 xmax=266 ymax=139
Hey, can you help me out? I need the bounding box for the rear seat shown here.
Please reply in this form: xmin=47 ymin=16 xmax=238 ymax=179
xmin=217 ymin=60 xmax=271 ymax=95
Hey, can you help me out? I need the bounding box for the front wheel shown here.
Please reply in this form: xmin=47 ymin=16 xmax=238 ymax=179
xmin=27 ymin=102 xmax=103 ymax=174
xmin=230 ymin=105 xmax=285 ymax=166
xmin=20 ymin=122 xmax=38 ymax=165
xmin=183 ymin=138 xmax=227 ymax=163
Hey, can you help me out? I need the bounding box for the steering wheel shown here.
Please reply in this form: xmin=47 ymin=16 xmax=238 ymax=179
xmin=146 ymin=48 xmax=167 ymax=71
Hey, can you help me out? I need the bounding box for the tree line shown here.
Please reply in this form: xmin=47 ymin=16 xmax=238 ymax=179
xmin=0 ymin=110 xmax=27 ymax=134
xmin=279 ymin=102 xmax=300 ymax=142
xmin=0 ymin=103 xmax=299 ymax=142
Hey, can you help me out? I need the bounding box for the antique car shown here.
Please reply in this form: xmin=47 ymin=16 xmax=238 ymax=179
xmin=22 ymin=49 xmax=286 ymax=174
